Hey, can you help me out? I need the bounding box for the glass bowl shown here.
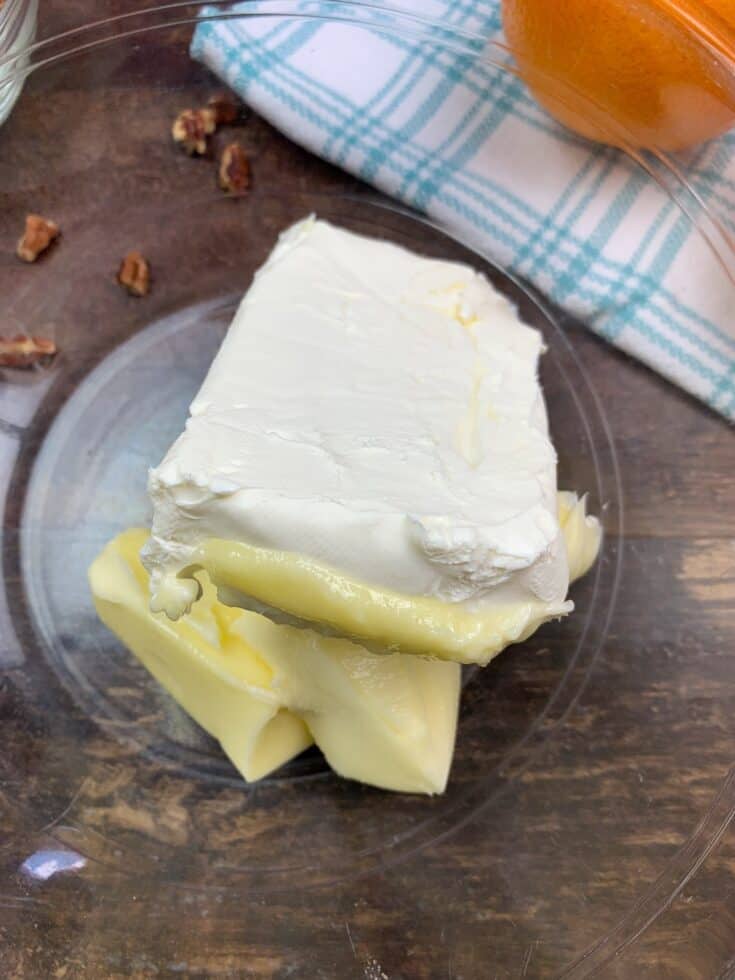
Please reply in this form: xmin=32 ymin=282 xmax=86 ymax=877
xmin=1 ymin=4 xmax=734 ymax=978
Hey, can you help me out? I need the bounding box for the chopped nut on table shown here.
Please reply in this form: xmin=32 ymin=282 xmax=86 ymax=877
xmin=219 ymin=142 xmax=251 ymax=194
xmin=16 ymin=214 xmax=60 ymax=263
xmin=117 ymin=251 xmax=151 ymax=297
xmin=0 ymin=335 xmax=57 ymax=368
xmin=208 ymin=91 xmax=240 ymax=126
xmin=172 ymin=107 xmax=217 ymax=155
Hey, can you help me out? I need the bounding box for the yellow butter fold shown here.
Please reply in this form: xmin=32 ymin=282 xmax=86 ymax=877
xmin=557 ymin=491 xmax=603 ymax=583
xmin=170 ymin=493 xmax=600 ymax=667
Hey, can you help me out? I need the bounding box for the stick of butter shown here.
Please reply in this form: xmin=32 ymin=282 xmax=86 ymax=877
xmin=89 ymin=528 xmax=461 ymax=794
xmin=88 ymin=491 xmax=598 ymax=794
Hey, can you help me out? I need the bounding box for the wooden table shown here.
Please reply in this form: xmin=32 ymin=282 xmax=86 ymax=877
xmin=1 ymin=3 xmax=734 ymax=977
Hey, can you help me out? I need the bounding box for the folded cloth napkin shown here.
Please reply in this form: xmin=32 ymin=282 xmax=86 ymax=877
xmin=192 ymin=0 xmax=735 ymax=420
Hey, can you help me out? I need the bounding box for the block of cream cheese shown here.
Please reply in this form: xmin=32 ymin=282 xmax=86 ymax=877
xmin=143 ymin=217 xmax=585 ymax=664
xmin=90 ymin=528 xmax=461 ymax=794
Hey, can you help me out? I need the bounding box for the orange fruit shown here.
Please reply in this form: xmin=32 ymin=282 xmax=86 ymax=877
xmin=502 ymin=0 xmax=735 ymax=150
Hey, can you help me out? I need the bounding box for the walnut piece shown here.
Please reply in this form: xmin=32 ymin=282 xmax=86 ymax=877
xmin=17 ymin=214 xmax=60 ymax=263
xmin=219 ymin=143 xmax=251 ymax=194
xmin=208 ymin=91 xmax=240 ymax=126
xmin=172 ymin=107 xmax=216 ymax=155
xmin=117 ymin=251 xmax=151 ymax=297
xmin=0 ymin=335 xmax=57 ymax=368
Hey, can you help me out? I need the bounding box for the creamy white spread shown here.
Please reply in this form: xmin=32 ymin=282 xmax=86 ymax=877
xmin=143 ymin=217 xmax=568 ymax=617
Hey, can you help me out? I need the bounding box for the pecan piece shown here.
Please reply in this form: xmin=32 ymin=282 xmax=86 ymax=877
xmin=218 ymin=142 xmax=251 ymax=194
xmin=0 ymin=335 xmax=57 ymax=368
xmin=208 ymin=91 xmax=240 ymax=126
xmin=172 ymin=107 xmax=216 ymax=155
xmin=117 ymin=251 xmax=151 ymax=297
xmin=17 ymin=214 xmax=60 ymax=263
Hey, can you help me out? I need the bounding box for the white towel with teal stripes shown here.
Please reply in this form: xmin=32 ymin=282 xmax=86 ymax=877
xmin=191 ymin=0 xmax=735 ymax=420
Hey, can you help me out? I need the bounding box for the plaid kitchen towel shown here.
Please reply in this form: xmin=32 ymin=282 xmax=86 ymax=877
xmin=192 ymin=0 xmax=735 ymax=420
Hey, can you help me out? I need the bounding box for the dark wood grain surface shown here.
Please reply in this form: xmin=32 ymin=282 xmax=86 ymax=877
xmin=0 ymin=3 xmax=734 ymax=978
